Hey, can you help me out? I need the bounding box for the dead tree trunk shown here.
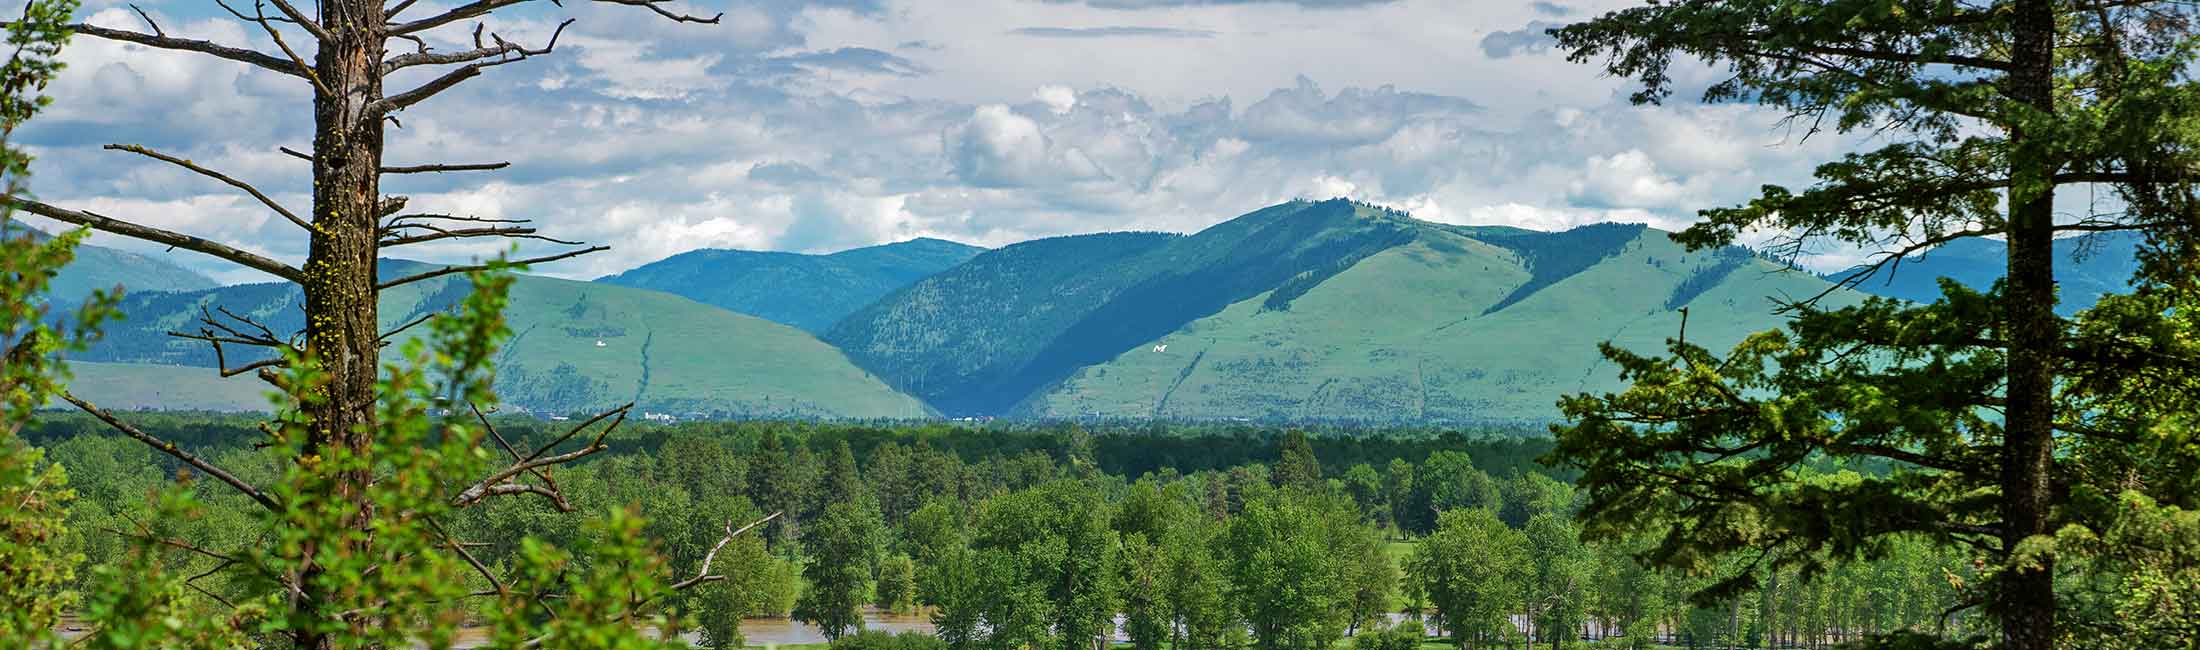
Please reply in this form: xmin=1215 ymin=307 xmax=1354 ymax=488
xmin=294 ymin=6 xmax=387 ymax=647
xmin=1 ymin=0 xmax=720 ymax=644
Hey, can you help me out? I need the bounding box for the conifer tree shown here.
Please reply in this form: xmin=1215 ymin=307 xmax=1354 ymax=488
xmin=1547 ymin=3 xmax=2200 ymax=648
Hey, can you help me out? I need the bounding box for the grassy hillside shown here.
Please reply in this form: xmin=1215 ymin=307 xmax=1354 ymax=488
xmin=595 ymin=238 xmax=984 ymax=333
xmin=73 ymin=262 xmax=931 ymax=419
xmin=8 ymin=224 xmax=218 ymax=306
xmin=61 ymin=361 xmax=271 ymax=412
xmin=827 ymin=200 xmax=1421 ymax=416
xmin=1827 ymin=231 xmax=2141 ymax=315
xmin=1021 ymin=226 xmax=1864 ymax=424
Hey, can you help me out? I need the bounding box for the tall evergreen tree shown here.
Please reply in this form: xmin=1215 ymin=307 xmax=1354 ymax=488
xmin=1546 ymin=2 xmax=2200 ymax=648
xmin=1273 ymin=430 xmax=1324 ymax=492
xmin=826 ymin=440 xmax=865 ymax=499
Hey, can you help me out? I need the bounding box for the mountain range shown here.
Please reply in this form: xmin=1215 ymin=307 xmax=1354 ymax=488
xmin=597 ymin=237 xmax=984 ymax=333
xmin=59 ymin=259 xmax=929 ymax=419
xmin=1825 ymin=230 xmax=2144 ymax=316
xmin=39 ymin=200 xmax=2148 ymax=424
xmin=8 ymin=225 xmax=218 ymax=307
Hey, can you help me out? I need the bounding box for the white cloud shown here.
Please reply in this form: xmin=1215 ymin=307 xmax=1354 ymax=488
xmin=1034 ymin=85 xmax=1078 ymax=114
xmin=20 ymin=0 xmax=1887 ymax=284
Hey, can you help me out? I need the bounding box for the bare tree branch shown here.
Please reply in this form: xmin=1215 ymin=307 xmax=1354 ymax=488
xmin=27 ymin=22 xmax=309 ymax=79
xmin=385 ymin=0 xmax=423 ymax=20
xmin=596 ymin=0 xmax=721 ymax=25
xmin=213 ymin=0 xmax=336 ymax=97
xmin=376 ymin=246 xmax=607 ymax=290
xmin=667 ymin=512 xmax=781 ymax=591
xmin=426 ymin=517 xmax=507 ymax=595
xmin=469 ymin=403 xmax=575 ymax=510
xmin=383 ymin=19 xmax=572 ymax=72
xmin=380 ymin=225 xmax=580 ymax=247
xmin=3 ymin=196 xmax=305 ymax=283
xmin=63 ymin=392 xmax=281 ymax=511
xmin=379 ymin=311 xmax=438 ymax=344
xmin=390 ymin=0 xmax=718 ymax=36
xmin=103 ymin=143 xmax=312 ymax=232
xmin=168 ymin=319 xmax=292 ymax=378
xmin=451 ymin=404 xmax=629 ymax=509
xmin=369 ymin=20 xmax=573 ymax=116
xmin=380 ymin=160 xmax=512 ymax=174
xmin=127 ymin=3 xmax=162 ymax=36
xmin=384 ymin=212 xmax=530 ymax=226
xmin=386 ymin=0 xmax=529 ymax=35
xmin=262 ymin=0 xmax=331 ymax=41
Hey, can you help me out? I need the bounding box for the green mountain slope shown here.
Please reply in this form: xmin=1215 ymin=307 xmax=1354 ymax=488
xmin=595 ymin=238 xmax=984 ymax=332
xmin=831 ymin=199 xmax=1869 ymax=423
xmin=62 ymin=361 xmax=271 ymax=412
xmin=70 ymin=262 xmax=930 ymax=418
xmin=1020 ymin=226 xmax=1858 ymax=424
xmin=826 ymin=200 xmax=1421 ymax=416
xmin=1827 ymin=231 xmax=2141 ymax=315
xmin=7 ymin=225 xmax=218 ymax=306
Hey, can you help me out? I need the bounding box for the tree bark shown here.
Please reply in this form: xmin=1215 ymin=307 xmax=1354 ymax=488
xmin=296 ymin=1 xmax=388 ymax=647
xmin=2000 ymin=1 xmax=2060 ymax=649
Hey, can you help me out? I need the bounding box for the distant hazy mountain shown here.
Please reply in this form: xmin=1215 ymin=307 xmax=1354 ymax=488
xmin=70 ymin=260 xmax=931 ymax=418
xmin=595 ymin=238 xmax=985 ymax=333
xmin=828 ymin=199 xmax=1867 ymax=423
xmin=1826 ymin=231 xmax=2143 ymax=315
xmin=7 ymin=224 xmax=218 ymax=305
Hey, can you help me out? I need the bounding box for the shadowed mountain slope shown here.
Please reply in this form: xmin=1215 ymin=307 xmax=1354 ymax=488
xmin=595 ymin=237 xmax=984 ymax=333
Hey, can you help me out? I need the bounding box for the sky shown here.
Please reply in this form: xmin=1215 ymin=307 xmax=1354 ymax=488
xmin=19 ymin=0 xmax=1887 ymax=283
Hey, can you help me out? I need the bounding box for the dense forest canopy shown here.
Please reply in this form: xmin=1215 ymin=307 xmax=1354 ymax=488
xmin=23 ymin=415 xmax=1981 ymax=649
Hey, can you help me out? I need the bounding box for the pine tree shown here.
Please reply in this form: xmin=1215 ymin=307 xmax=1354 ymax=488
xmin=1547 ymin=4 xmax=2199 ymax=648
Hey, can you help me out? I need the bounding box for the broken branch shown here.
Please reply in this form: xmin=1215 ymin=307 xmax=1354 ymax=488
xmin=376 ymin=246 xmax=607 ymax=290
xmin=64 ymin=392 xmax=280 ymax=511
xmin=103 ymin=143 xmax=312 ymax=232
xmin=3 ymin=196 xmax=305 ymax=283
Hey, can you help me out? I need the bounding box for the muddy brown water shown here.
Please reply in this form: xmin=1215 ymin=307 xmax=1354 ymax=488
xmin=443 ymin=608 xmax=939 ymax=648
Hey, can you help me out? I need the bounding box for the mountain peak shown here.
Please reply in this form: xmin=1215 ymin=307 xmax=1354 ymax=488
xmin=596 ymin=236 xmax=986 ymax=333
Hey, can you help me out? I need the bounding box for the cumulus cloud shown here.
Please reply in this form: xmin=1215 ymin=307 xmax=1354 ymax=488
xmin=1007 ymin=26 xmax=1219 ymax=38
xmin=759 ymin=47 xmax=929 ymax=77
xmin=21 ymin=0 xmax=1880 ymax=281
xmin=1236 ymin=76 xmax=1480 ymax=147
xmin=1569 ymin=150 xmax=1689 ymax=208
xmin=748 ymin=161 xmax=835 ymax=186
xmin=947 ymin=105 xmax=1110 ymax=188
xmin=1034 ymin=85 xmax=1079 ymax=114
xmin=1480 ymin=21 xmax=1562 ymax=59
xmin=1036 ymin=0 xmax=1396 ymax=7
